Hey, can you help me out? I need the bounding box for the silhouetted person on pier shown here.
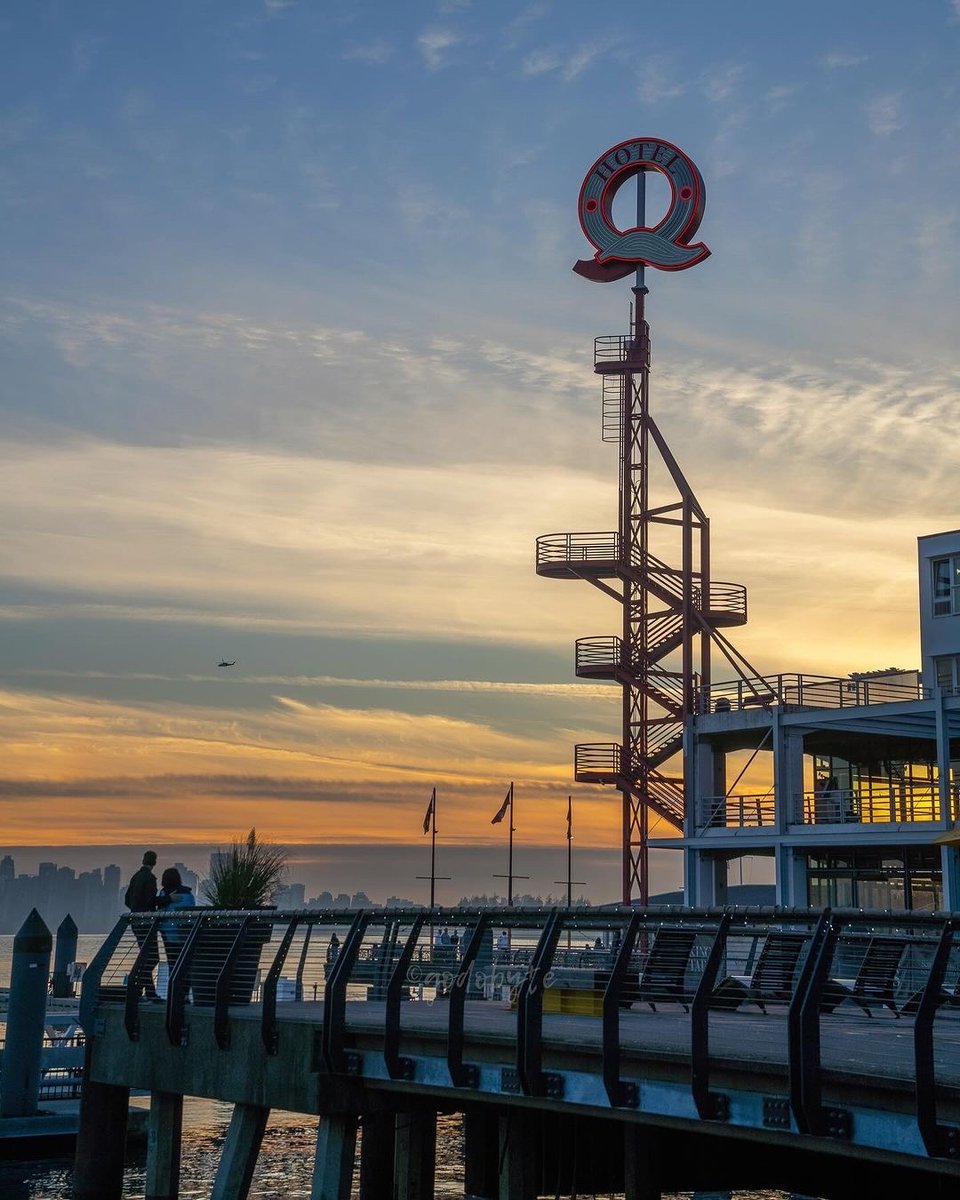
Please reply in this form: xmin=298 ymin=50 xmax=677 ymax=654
xmin=124 ymin=850 xmax=160 ymax=1000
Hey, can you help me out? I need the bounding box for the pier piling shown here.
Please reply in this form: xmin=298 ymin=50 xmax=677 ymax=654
xmin=312 ymin=1110 xmax=359 ymax=1200
xmin=358 ymin=1108 xmax=396 ymax=1200
xmin=394 ymin=1106 xmax=437 ymax=1200
xmin=0 ymin=908 xmax=52 ymax=1118
xmin=463 ymin=1105 xmax=499 ymax=1200
xmin=73 ymin=1042 xmax=130 ymax=1200
xmin=210 ymin=1102 xmax=270 ymax=1200
xmin=52 ymin=912 xmax=79 ymax=998
xmin=146 ymin=1089 xmax=184 ymax=1200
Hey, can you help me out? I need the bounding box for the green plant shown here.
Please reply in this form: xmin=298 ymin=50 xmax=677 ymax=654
xmin=202 ymin=828 xmax=288 ymax=908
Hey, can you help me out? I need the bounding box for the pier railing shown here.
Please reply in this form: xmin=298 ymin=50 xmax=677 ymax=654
xmin=77 ymin=903 xmax=960 ymax=1162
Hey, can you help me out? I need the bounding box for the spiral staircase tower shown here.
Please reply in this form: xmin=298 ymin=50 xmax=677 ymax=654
xmin=536 ymin=287 xmax=753 ymax=904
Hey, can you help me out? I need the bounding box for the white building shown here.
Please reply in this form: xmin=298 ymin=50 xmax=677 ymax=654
xmin=673 ymin=528 xmax=960 ymax=912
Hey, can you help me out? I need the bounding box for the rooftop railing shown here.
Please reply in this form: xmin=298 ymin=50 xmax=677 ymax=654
xmin=704 ymin=672 xmax=929 ymax=714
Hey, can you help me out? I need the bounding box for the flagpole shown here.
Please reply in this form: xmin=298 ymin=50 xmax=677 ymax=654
xmin=566 ymin=794 xmax=572 ymax=908
xmin=429 ymin=788 xmax=437 ymax=907
xmin=508 ymin=781 xmax=514 ymax=907
xmin=554 ymin=795 xmax=585 ymax=952
xmin=416 ymin=787 xmax=449 ymax=908
xmin=492 ymin=782 xmax=526 ymax=908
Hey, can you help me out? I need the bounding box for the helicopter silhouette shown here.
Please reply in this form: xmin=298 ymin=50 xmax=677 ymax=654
xmin=217 ymin=659 xmax=237 ymax=667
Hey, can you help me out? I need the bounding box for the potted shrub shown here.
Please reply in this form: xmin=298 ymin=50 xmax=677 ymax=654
xmin=194 ymin=829 xmax=289 ymax=1005
xmin=203 ymin=827 xmax=288 ymax=909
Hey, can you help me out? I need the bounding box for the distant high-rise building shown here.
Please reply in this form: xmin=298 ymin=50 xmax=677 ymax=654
xmin=275 ymin=883 xmax=305 ymax=909
xmin=0 ymin=855 xmax=15 ymax=881
xmin=171 ymin=862 xmax=200 ymax=894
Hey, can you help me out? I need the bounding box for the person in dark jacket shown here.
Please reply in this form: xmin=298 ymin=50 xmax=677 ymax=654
xmin=124 ymin=850 xmax=160 ymax=1000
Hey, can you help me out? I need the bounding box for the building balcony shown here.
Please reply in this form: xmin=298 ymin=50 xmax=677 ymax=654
xmin=694 ymin=784 xmax=957 ymax=832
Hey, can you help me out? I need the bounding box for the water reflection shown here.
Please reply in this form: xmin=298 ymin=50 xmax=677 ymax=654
xmin=0 ymin=1106 xmax=800 ymax=1199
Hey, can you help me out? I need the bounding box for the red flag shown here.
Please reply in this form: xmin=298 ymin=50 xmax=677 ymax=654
xmin=491 ymin=786 xmax=511 ymax=825
xmin=422 ymin=788 xmax=435 ymax=835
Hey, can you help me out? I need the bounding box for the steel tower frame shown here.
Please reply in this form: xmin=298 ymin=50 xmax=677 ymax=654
xmin=537 ymin=281 xmax=759 ymax=904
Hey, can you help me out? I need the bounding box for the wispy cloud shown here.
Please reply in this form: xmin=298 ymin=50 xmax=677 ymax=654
xmin=521 ymin=37 xmax=614 ymax=82
xmin=820 ymin=51 xmax=868 ymax=69
xmin=417 ymin=26 xmax=462 ymax=69
xmin=865 ymin=92 xmax=905 ymax=135
xmin=637 ymin=58 xmax=686 ymax=104
xmin=343 ymin=41 xmax=394 ymax=66
xmin=12 ymin=669 xmax=615 ymax=700
xmin=701 ymin=62 xmax=744 ymax=102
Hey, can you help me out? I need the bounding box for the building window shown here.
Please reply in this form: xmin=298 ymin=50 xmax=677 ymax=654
xmin=806 ymin=847 xmax=942 ymax=912
xmin=935 ymin=655 xmax=960 ymax=693
xmin=933 ymin=555 xmax=960 ymax=616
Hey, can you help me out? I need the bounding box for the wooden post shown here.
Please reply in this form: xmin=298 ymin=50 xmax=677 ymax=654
xmin=359 ymin=1108 xmax=395 ymax=1200
xmin=394 ymin=1107 xmax=436 ymax=1200
xmin=145 ymin=1091 xmax=184 ymax=1200
xmin=211 ymin=1103 xmax=270 ymax=1200
xmin=312 ymin=1112 xmax=359 ymax=1200
xmin=624 ymin=1123 xmax=661 ymax=1200
xmin=464 ymin=1105 xmax=499 ymax=1200
xmin=73 ymin=1044 xmax=130 ymax=1200
xmin=498 ymin=1110 xmax=537 ymax=1200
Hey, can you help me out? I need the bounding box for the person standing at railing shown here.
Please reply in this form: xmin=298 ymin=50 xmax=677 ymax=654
xmin=124 ymin=850 xmax=161 ymax=1000
xmin=156 ymin=867 xmax=195 ymax=976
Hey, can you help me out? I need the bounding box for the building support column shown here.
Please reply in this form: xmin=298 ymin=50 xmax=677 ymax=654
xmin=498 ymin=1109 xmax=538 ymax=1200
xmin=775 ymin=845 xmax=808 ymax=909
xmin=210 ymin=1102 xmax=270 ymax=1200
xmin=73 ymin=1043 xmax=130 ymax=1200
xmin=464 ymin=1105 xmax=499 ymax=1200
xmin=685 ymin=850 xmax=727 ymax=908
xmin=145 ymin=1090 xmax=184 ymax=1200
xmin=394 ymin=1107 xmax=436 ymax=1200
xmin=774 ymin=724 xmax=805 ymax=834
xmin=358 ymin=1108 xmax=395 ymax=1200
xmin=312 ymin=1112 xmax=359 ymax=1200
xmin=624 ymin=1123 xmax=661 ymax=1200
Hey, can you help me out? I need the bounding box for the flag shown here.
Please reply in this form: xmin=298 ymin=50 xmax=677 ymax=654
xmin=566 ymin=796 xmax=572 ymax=841
xmin=422 ymin=788 xmax=435 ymax=835
xmin=491 ymin=785 xmax=512 ymax=825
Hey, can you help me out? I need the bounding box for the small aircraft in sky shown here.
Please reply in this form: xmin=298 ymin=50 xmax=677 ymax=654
xmin=217 ymin=659 xmax=237 ymax=667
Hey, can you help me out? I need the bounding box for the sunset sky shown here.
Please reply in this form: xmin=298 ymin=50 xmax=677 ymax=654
xmin=2 ymin=1 xmax=959 ymax=904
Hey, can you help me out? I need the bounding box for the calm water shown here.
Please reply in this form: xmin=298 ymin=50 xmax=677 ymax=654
xmin=0 ymin=935 xmax=805 ymax=1199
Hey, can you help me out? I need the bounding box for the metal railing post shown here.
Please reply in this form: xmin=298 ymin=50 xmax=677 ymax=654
xmin=261 ymin=916 xmax=299 ymax=1054
xmin=515 ymin=910 xmax=563 ymax=1097
xmin=788 ymin=911 xmax=834 ymax=1136
xmin=914 ymin=919 xmax=958 ymax=1158
xmin=321 ymin=911 xmax=369 ymax=1075
xmin=601 ymin=911 xmax=642 ymax=1106
xmin=690 ymin=912 xmax=731 ymax=1120
xmin=384 ymin=913 xmax=427 ymax=1080
xmin=447 ymin=913 xmax=488 ymax=1088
